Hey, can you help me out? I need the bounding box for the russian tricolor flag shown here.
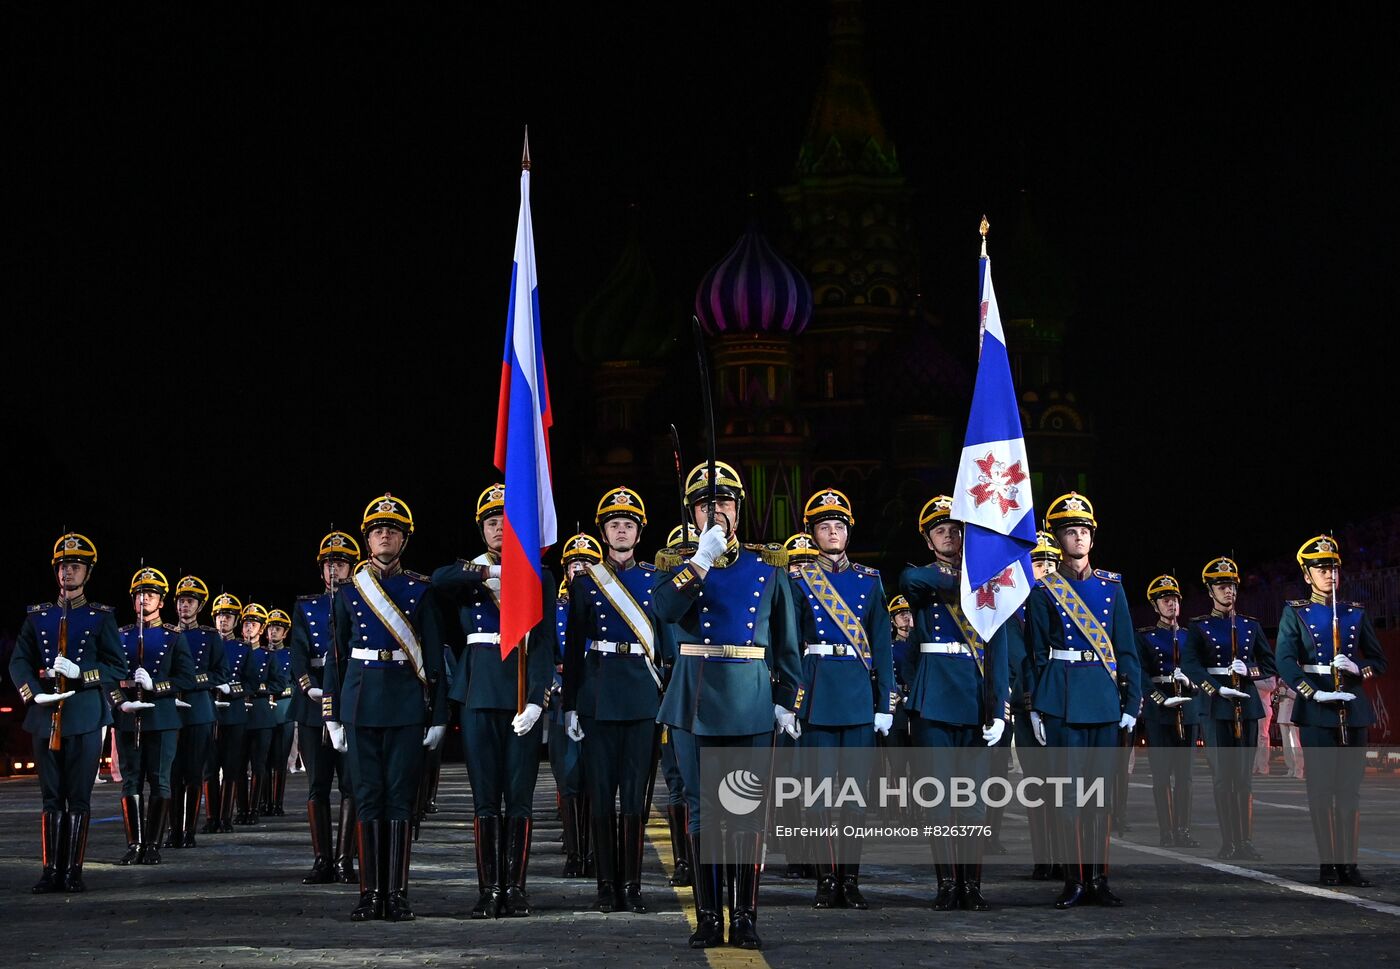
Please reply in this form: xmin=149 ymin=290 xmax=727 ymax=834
xmin=950 ymin=231 xmax=1037 ymax=641
xmin=493 ymin=160 xmax=557 ymax=658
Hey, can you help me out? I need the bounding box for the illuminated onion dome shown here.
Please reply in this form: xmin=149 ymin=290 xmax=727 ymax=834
xmin=574 ymin=213 xmax=681 ymax=363
xmin=695 ymin=222 xmax=813 ymax=337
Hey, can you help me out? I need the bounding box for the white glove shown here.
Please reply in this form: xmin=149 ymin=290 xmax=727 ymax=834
xmin=51 ymin=656 xmax=81 ymax=679
xmin=1229 ymin=658 xmax=1249 ymax=676
xmin=874 ymin=712 xmax=893 ymax=736
xmin=134 ymin=667 xmax=154 ymax=690
xmin=1219 ymin=686 xmax=1250 ymax=699
xmin=774 ymin=704 xmax=801 ymax=739
xmin=1172 ymin=668 xmax=1190 ymax=685
xmin=486 ymin=564 xmax=503 ymax=579
xmin=982 ymin=717 xmax=1006 ymax=746
xmin=1163 ymin=696 xmax=1193 ymax=708
xmin=690 ymin=525 xmax=729 ymax=572
xmin=1030 ymin=711 xmax=1047 ymax=745
xmin=1332 ymin=654 xmax=1360 ymax=676
xmin=120 ymin=701 xmax=155 ymax=713
xmin=1118 ymin=713 xmax=1137 ymax=731
xmin=326 ymin=721 xmax=348 ymax=752
xmin=33 ymin=690 xmax=75 ymax=706
xmin=565 ymin=710 xmax=585 ymax=742
xmin=1314 ymin=690 xmax=1357 ymax=704
xmin=214 ymin=700 xmax=230 ymax=708
xmin=423 ymin=725 xmax=446 ymax=749
xmin=512 ymin=702 xmax=543 ymax=736
xmin=216 ymin=683 xmax=232 ymax=695
xmin=485 ymin=577 xmax=502 ymax=595
xmin=175 ymin=699 xmax=191 ymax=708
xmin=307 ymin=687 xmax=324 ymax=701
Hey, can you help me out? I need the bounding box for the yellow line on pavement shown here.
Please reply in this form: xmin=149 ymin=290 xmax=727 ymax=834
xmin=646 ymin=813 xmax=771 ymax=969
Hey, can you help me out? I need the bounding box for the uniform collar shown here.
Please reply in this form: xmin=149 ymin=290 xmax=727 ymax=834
xmin=818 ymin=552 xmax=850 ymax=573
xmin=369 ymin=559 xmax=403 ymax=578
xmin=1062 ymin=562 xmax=1092 ymax=581
xmin=58 ymin=592 xmax=87 ymax=610
xmin=141 ymin=617 xmax=163 ymax=630
xmin=1210 ymin=608 xmax=1236 ymax=619
xmin=606 ymin=554 xmax=637 ymax=573
xmin=1311 ymin=591 xmax=1330 ymax=605
xmin=178 ymin=618 xmax=200 ymax=631
xmin=1156 ymin=619 xmax=1178 ymax=631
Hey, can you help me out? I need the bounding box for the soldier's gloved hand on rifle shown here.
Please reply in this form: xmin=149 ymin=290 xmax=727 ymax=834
xmin=512 ymin=703 xmax=543 ymax=736
xmin=1118 ymin=713 xmax=1137 ymax=731
xmin=485 ymin=577 xmax=502 ymax=595
xmin=326 ymin=721 xmax=348 ymax=752
xmin=486 ymin=565 xmax=502 ymax=579
xmin=50 ymin=656 xmax=81 ymax=679
xmin=423 ymin=725 xmax=446 ymax=750
xmin=134 ymin=667 xmax=154 ymax=690
xmin=690 ymin=525 xmax=729 ymax=572
xmin=1332 ymin=654 xmax=1360 ymax=676
xmin=1030 ymin=711 xmax=1047 ymax=745
xmin=1229 ymin=658 xmax=1249 ymax=677
xmin=565 ymin=710 xmax=585 ymax=742
xmin=216 ymin=683 xmax=232 ymax=695
xmin=120 ymin=700 xmax=155 ymax=713
xmin=774 ymin=704 xmax=801 ymax=739
xmin=1218 ymin=686 xmax=1250 ymax=699
xmin=307 ymin=686 xmax=324 ymax=701
xmin=175 ymin=698 xmax=191 ymax=708
xmin=1163 ymin=696 xmax=1192 ymax=708
xmin=982 ymin=717 xmax=1006 ymax=746
xmin=1172 ymin=668 xmax=1190 ymax=685
xmin=214 ymin=700 xmax=230 ymax=708
xmin=873 ymin=712 xmax=893 ymax=736
xmin=1314 ymin=690 xmax=1357 ymax=704
xmin=33 ymin=690 xmax=75 ymax=706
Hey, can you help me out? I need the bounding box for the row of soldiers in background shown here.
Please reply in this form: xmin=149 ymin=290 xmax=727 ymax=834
xmin=9 ymin=536 xmax=308 ymax=893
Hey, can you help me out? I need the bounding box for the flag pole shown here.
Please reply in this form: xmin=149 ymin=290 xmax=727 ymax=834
xmin=516 ymin=123 xmax=531 ymax=718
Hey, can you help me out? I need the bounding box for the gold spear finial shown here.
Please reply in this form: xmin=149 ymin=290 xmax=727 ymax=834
xmin=979 ymin=215 xmax=989 ymax=258
xmin=521 ymin=125 xmax=531 ymax=171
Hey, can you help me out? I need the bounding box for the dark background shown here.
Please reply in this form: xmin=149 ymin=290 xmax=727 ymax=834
xmin=3 ymin=3 xmax=1395 ymax=635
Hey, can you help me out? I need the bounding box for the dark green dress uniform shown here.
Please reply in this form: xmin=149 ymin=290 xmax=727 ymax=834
xmin=654 ymin=485 xmax=803 ymax=953
xmin=565 ymin=551 xmax=673 ymax=913
xmin=112 ymin=610 xmax=197 ymax=865
xmin=1135 ymin=576 xmax=1201 ymax=849
xmin=208 ymin=630 xmax=252 ymax=832
xmin=238 ymin=638 xmax=287 ymax=825
xmin=434 ymin=554 xmax=555 ymax=919
xmin=791 ymin=540 xmax=894 ymax=911
xmin=1181 ymin=579 xmax=1277 ymax=862
xmin=166 ymin=614 xmax=228 ymax=848
xmin=11 ymin=575 xmax=127 ymax=893
xmin=1274 ymin=534 xmax=1387 ymax=885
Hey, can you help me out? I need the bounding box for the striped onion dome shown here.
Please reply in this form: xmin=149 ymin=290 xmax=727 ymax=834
xmin=695 ymin=222 xmax=813 ymax=337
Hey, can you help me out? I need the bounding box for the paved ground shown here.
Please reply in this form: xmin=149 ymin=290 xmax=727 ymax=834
xmin=3 ymin=756 xmax=1399 ymax=968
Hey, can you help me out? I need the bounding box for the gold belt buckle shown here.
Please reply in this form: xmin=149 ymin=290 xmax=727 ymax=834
xmin=617 ymin=642 xmax=630 ymax=655
xmin=379 ymin=650 xmax=394 ymax=662
xmin=835 ymin=644 xmax=848 ymax=656
xmin=1081 ymin=650 xmax=1094 ymax=662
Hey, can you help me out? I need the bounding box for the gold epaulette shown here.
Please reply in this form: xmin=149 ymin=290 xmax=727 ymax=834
xmin=654 ymin=548 xmax=687 ymax=572
xmin=747 ymin=543 xmax=788 ymax=568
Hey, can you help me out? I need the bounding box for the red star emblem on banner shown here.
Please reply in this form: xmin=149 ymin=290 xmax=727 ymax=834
xmin=967 ymin=451 xmax=1027 ymax=517
xmin=975 ymin=567 xmax=1017 ymax=609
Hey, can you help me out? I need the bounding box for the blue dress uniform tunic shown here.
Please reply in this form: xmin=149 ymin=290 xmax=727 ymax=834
xmin=322 ymin=568 xmax=449 ymax=823
xmin=10 ymin=599 xmax=127 ymax=814
xmin=291 ymin=593 xmax=353 ymax=806
xmin=1274 ymin=597 xmax=1387 ymax=867
xmin=169 ymin=624 xmax=227 ymax=828
xmin=239 ymin=644 xmax=287 ymax=818
xmin=111 ymin=622 xmax=197 ymax=798
xmin=433 ymin=559 xmax=555 ymax=819
xmin=1135 ymin=622 xmax=1200 ymax=844
xmin=791 ymin=560 xmax=895 ymax=730
xmin=266 ymin=646 xmax=295 ymax=796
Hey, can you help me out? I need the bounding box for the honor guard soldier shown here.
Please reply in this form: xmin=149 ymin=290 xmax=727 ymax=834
xmin=1181 ymin=556 xmax=1277 ymax=861
xmin=264 ymin=609 xmax=295 ymax=817
xmin=655 ymin=522 xmax=700 ymax=890
xmin=551 ymin=533 xmax=602 ymax=879
xmin=1006 ymin=532 xmax=1063 ymax=879
xmin=887 ymin=595 xmax=913 ymax=747
xmin=112 ymin=567 xmax=196 ymax=865
xmin=563 ymin=488 xmax=672 ymax=914
xmin=788 ymin=489 xmax=894 ymax=911
xmin=205 ymin=593 xmax=250 ymax=833
xmin=236 ymin=602 xmax=284 ymax=825
xmin=166 ymin=575 xmax=228 ymax=849
xmin=291 ymin=530 xmax=362 ymax=885
xmin=1028 ymin=492 xmax=1141 ymax=909
xmin=775 ymin=527 xmax=823 ymax=882
xmin=10 ymin=533 xmax=126 ymax=893
xmin=323 ymin=494 xmax=449 ymax=921
xmin=433 ymin=484 xmax=555 ymax=919
xmin=652 ymin=460 xmax=803 ymax=950
xmin=899 ymin=495 xmax=1009 ymax=912
xmin=1274 ymin=535 xmax=1386 ymax=886
xmin=1137 ymin=575 xmax=1201 ymax=848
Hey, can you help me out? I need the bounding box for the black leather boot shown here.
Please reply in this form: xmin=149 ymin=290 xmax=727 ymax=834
xmin=218 ymin=778 xmax=236 ymax=832
xmin=958 ymin=840 xmax=990 ymax=911
xmin=728 ymin=832 xmax=764 ymax=950
xmin=303 ymin=800 xmax=335 ymax=884
xmin=839 ymin=863 xmax=869 ymax=910
xmin=1173 ymin=769 xmax=1199 ymax=846
xmin=689 ymin=839 xmax=725 ymax=948
xmin=592 ymin=811 xmax=617 ymax=912
xmin=1054 ymin=816 xmax=1088 ymax=909
xmin=118 ymin=795 xmax=143 ymax=865
xmin=385 ymin=819 xmax=415 ymax=921
xmin=932 ymin=834 xmax=957 ymax=911
xmin=1029 ymin=801 xmax=1052 ymax=879
xmin=1233 ymin=790 xmax=1261 ymax=861
xmin=503 ymin=817 xmax=533 ymax=916
xmin=814 ymin=820 xmax=838 ymax=909
xmin=1311 ymin=803 xmax=1340 ymax=884
xmin=270 ymin=766 xmax=287 ymax=816
xmin=334 ymin=797 xmax=358 ymax=883
xmin=61 ymin=811 xmax=90 ymax=892
xmin=202 ymin=779 xmax=221 ymax=833
xmin=621 ymin=814 xmax=648 ymax=913
xmin=32 ymin=811 xmax=63 ymax=893
xmin=423 ymin=748 xmax=441 ymax=815
xmin=1213 ymin=783 xmax=1235 ymax=859
xmin=1338 ymin=809 xmax=1371 ymax=886
xmin=1086 ymin=812 xmax=1123 ymax=906
xmin=666 ymin=803 xmax=692 ymax=886
xmin=141 ymin=796 xmax=169 ymax=865
xmin=350 ymin=820 xmax=384 ymax=921
xmin=559 ymin=795 xmax=583 ymax=878
xmin=1153 ymin=782 xmax=1175 ymax=846
xmin=181 ymin=783 xmax=201 ymax=847
xmin=245 ymin=772 xmax=263 ymax=825
xmin=579 ymin=796 xmax=595 ymax=877
xmin=470 ymin=816 xmax=504 ymax=919
xmin=166 ymin=782 xmax=185 ymax=848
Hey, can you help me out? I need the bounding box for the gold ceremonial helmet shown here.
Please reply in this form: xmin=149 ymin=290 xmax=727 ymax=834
xmin=174 ymin=575 xmax=210 ymax=603
xmin=803 ymin=489 xmax=854 ymax=529
xmin=1044 ymin=491 xmax=1097 ymax=531
xmin=266 ymin=608 xmax=292 ymax=628
xmin=211 ymin=593 xmax=244 ymax=617
xmin=1297 ymin=534 xmax=1341 ymax=570
xmin=240 ymin=602 xmax=270 ymax=625
xmin=683 ymin=461 xmax=745 ymax=506
xmin=596 ymin=486 xmax=648 ymax=528
xmin=1201 ymin=556 xmax=1240 ymax=585
xmin=476 ymin=483 xmax=505 ymax=524
xmin=1031 ymin=530 xmax=1062 ymax=563
xmin=666 ymin=524 xmax=700 ymax=547
xmin=362 ymin=493 xmax=415 ymax=536
xmin=318 ymin=531 xmax=362 ymax=564
xmin=1146 ymin=574 xmax=1182 ymax=603
xmin=129 ymin=567 xmax=170 ymax=596
xmin=560 ymin=533 xmax=604 ymax=565
xmin=888 ymin=594 xmax=911 ymax=615
xmin=52 ymin=532 xmax=98 ymax=566
xmin=917 ymin=495 xmax=955 ymax=536
xmin=783 ymin=533 xmax=820 ymax=563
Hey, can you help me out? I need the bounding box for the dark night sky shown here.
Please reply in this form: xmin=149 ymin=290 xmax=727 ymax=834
xmin=4 ymin=3 xmax=1395 ymax=635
